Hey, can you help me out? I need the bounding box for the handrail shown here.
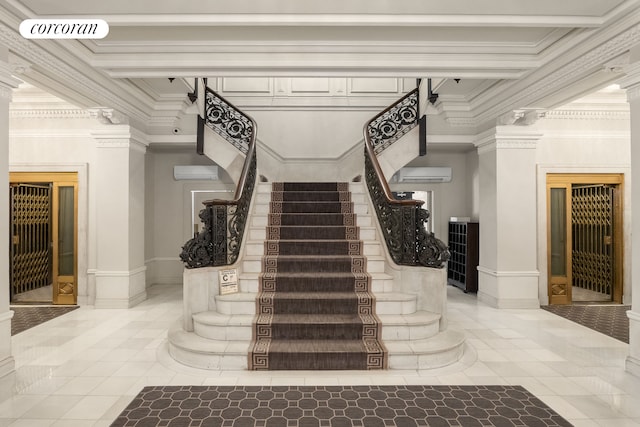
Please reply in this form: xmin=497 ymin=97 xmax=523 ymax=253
xmin=364 ymin=89 xmax=450 ymax=268
xmin=180 ymin=88 xmax=258 ymax=268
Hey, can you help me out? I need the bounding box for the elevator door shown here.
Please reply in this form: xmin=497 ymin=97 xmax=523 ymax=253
xmin=572 ymin=184 xmax=615 ymax=302
xmin=9 ymin=172 xmax=78 ymax=305
xmin=10 ymin=183 xmax=52 ymax=302
xmin=546 ymin=174 xmax=623 ymax=305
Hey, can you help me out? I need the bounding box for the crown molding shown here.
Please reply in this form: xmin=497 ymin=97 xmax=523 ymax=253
xmin=10 ymin=108 xmax=91 ymax=119
xmin=544 ymin=109 xmax=630 ymax=120
xmin=472 ymin=15 xmax=640 ymax=126
xmin=0 ymin=21 xmax=152 ymax=124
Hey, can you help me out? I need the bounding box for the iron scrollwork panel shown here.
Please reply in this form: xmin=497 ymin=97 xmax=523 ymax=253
xmin=368 ymin=91 xmax=418 ymax=155
xmin=205 ymin=91 xmax=252 ymax=154
xmin=364 ymin=149 xmax=449 ymax=268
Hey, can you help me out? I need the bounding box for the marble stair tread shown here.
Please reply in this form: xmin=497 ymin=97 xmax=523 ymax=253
xmin=384 ymin=329 xmax=466 ymax=354
xmin=259 ymin=313 xmax=366 ymax=325
xmin=216 ymin=290 xmax=415 ymax=300
xmin=193 ymin=311 xmax=254 ymax=326
xmin=169 ymin=325 xmax=250 ymax=354
xmin=377 ymin=311 xmax=441 ymax=326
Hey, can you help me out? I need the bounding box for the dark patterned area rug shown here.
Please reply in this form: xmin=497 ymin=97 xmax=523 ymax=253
xmin=111 ymin=385 xmax=572 ymax=427
xmin=10 ymin=305 xmax=79 ymax=335
xmin=541 ymin=304 xmax=630 ymax=343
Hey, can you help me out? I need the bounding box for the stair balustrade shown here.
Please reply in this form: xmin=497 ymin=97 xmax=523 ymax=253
xmin=364 ymin=89 xmax=450 ymax=268
xmin=180 ymin=88 xmax=258 ymax=268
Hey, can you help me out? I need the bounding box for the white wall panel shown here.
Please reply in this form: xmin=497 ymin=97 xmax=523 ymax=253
xmin=290 ymin=77 xmax=331 ymax=94
xmin=221 ymin=77 xmax=272 ymax=94
xmin=349 ymin=78 xmax=399 ymax=94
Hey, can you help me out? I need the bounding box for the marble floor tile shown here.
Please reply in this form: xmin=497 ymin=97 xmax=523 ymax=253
xmin=0 ymin=283 xmax=638 ymax=426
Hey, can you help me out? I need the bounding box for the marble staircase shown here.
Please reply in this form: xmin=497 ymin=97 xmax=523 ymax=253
xmin=169 ymin=180 xmax=465 ymax=370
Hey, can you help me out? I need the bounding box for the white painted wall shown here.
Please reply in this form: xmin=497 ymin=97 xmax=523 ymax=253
xmin=9 ymin=112 xmax=97 ymax=304
xmin=390 ymin=150 xmax=474 ymax=243
xmin=145 ymin=147 xmax=235 ymax=285
xmin=535 ymin=113 xmax=632 ymax=305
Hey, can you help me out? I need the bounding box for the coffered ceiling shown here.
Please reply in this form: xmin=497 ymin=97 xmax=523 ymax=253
xmin=0 ymin=0 xmax=639 ymax=135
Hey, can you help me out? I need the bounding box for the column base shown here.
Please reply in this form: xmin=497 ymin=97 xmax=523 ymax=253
xmin=94 ymin=267 xmax=147 ymax=308
xmin=626 ymin=309 xmax=640 ymax=377
xmin=477 ymin=267 xmax=540 ymax=309
xmin=0 ymin=310 xmax=15 ymax=401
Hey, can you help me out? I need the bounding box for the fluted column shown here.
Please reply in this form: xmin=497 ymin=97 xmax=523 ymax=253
xmin=618 ymin=57 xmax=640 ymax=377
xmin=0 ymin=48 xmax=21 ymax=400
xmin=474 ymin=112 xmax=542 ymax=308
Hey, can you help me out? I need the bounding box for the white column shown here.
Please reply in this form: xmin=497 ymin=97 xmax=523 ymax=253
xmin=619 ymin=59 xmax=640 ymax=377
xmin=0 ymin=50 xmax=21 ymax=400
xmin=475 ymin=113 xmax=542 ymax=308
xmin=92 ymin=125 xmax=148 ymax=308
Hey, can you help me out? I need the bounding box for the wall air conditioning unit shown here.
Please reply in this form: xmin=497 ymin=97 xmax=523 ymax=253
xmin=397 ymin=167 xmax=452 ymax=183
xmin=173 ymin=165 xmax=219 ymax=181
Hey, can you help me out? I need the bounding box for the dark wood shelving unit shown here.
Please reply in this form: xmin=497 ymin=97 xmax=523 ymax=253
xmin=447 ymin=221 xmax=479 ymax=293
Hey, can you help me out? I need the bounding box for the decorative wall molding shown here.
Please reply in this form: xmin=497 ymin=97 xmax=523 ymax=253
xmin=475 ymin=20 xmax=640 ymax=125
xmin=618 ymin=61 xmax=640 ymax=97
xmin=88 ymin=107 xmax=129 ymax=125
xmin=0 ymin=23 xmax=151 ymax=123
xmin=10 ymin=108 xmax=91 ymax=119
xmin=543 ymin=109 xmax=630 ymax=120
xmin=496 ymin=109 xmax=546 ymax=126
xmin=475 ymin=127 xmax=541 ymax=155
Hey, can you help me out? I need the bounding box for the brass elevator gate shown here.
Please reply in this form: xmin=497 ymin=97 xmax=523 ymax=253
xmin=547 ymin=174 xmax=623 ymax=305
xmin=572 ymin=184 xmax=614 ymax=300
xmin=9 ymin=172 xmax=78 ymax=305
xmin=10 ymin=184 xmax=52 ymax=301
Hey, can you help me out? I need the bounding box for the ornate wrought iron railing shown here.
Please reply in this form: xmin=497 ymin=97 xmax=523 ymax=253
xmin=180 ymin=88 xmax=258 ymax=268
xmin=368 ymin=89 xmax=419 ymax=155
xmin=364 ymin=89 xmax=450 ymax=268
xmin=203 ymin=89 xmax=252 ymax=155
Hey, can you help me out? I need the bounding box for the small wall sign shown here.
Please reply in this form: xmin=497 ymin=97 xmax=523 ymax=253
xmin=219 ymin=269 xmax=239 ymax=295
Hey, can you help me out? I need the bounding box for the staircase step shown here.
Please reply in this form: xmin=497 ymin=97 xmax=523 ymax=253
xmin=252 ymin=213 xmax=373 ymax=228
xmin=249 ymin=226 xmax=372 ymax=244
xmin=378 ymin=311 xmax=441 ymax=341
xmin=260 ymin=314 xmax=372 ymax=340
xmin=385 ymin=329 xmax=466 ymax=370
xmin=215 ymin=290 xmax=416 ymax=316
xmin=239 ymin=271 xmax=393 ymax=294
xmin=259 ymin=292 xmax=363 ymax=314
xmin=251 ymin=339 xmax=381 ymax=370
xmin=255 ymin=203 xmax=368 ymax=215
xmin=267 ymin=226 xmax=360 ymax=240
xmin=260 ymin=255 xmax=364 ymax=273
xmin=264 ymin=240 xmax=363 ymax=256
xmin=275 ymin=182 xmax=348 ymax=192
xmin=193 ymin=312 xmax=253 ymax=340
xmin=168 ymin=325 xmax=249 ymax=370
xmin=270 ymin=201 xmax=354 ymax=214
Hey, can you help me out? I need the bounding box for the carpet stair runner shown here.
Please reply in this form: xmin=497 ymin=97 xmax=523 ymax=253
xmin=248 ymin=182 xmax=387 ymax=370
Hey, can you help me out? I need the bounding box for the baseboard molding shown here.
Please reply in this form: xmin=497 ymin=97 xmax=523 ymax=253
xmin=626 ymin=355 xmax=640 ymax=378
xmin=94 ymin=290 xmax=147 ymax=309
xmin=477 ymin=291 xmax=540 ymax=309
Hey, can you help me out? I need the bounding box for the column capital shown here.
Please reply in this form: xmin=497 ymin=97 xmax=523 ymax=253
xmin=91 ymin=125 xmax=149 ymax=153
xmin=618 ymin=62 xmax=640 ymax=101
xmin=474 ymin=121 xmax=543 ymax=155
xmin=0 ymin=61 xmax=22 ymax=101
